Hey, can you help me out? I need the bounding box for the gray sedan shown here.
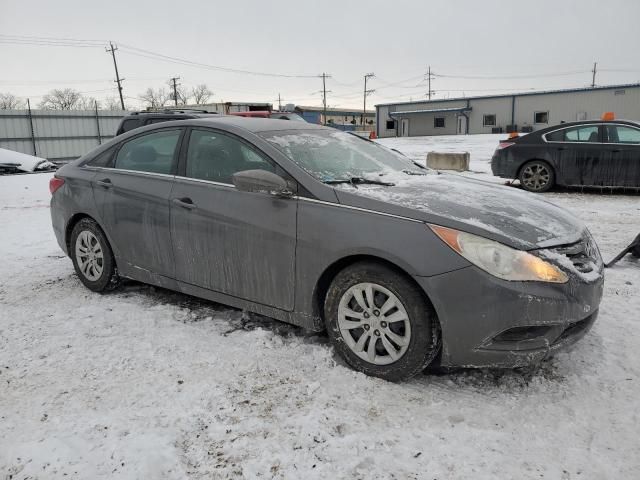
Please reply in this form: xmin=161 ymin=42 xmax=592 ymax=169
xmin=49 ymin=117 xmax=604 ymax=380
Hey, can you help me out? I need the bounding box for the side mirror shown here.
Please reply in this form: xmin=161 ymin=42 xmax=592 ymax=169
xmin=232 ymin=169 xmax=293 ymax=197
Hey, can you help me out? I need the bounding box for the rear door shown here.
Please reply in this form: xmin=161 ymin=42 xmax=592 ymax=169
xmin=169 ymin=128 xmax=298 ymax=310
xmin=545 ymin=124 xmax=604 ymax=185
xmin=92 ymin=128 xmax=184 ymax=277
xmin=603 ymin=124 xmax=640 ymax=187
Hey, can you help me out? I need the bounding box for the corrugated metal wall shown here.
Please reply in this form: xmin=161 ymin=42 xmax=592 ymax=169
xmin=0 ymin=109 xmax=125 ymax=161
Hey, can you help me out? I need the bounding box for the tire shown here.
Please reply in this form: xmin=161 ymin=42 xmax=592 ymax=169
xmin=519 ymin=160 xmax=555 ymax=192
xmin=69 ymin=218 xmax=119 ymax=292
xmin=324 ymin=262 xmax=440 ymax=381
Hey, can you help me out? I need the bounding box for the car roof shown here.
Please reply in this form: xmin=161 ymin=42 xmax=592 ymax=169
xmin=535 ymin=118 xmax=640 ymax=133
xmin=185 ymin=116 xmax=325 ymax=133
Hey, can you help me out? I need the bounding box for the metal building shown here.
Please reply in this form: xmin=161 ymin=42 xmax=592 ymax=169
xmin=376 ymin=83 xmax=640 ymax=138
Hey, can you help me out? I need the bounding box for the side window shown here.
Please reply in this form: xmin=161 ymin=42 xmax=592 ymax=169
xmin=185 ymin=129 xmax=276 ymax=184
xmin=120 ymin=119 xmax=141 ymax=133
xmin=114 ymin=129 xmax=181 ymax=174
xmin=606 ymin=125 xmax=640 ymax=144
xmin=546 ymin=125 xmax=599 ymax=142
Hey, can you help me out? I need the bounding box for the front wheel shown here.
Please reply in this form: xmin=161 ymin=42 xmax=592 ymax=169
xmin=324 ymin=262 xmax=440 ymax=381
xmin=519 ymin=160 xmax=555 ymax=192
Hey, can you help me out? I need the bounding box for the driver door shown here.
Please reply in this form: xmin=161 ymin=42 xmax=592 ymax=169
xmin=169 ymin=128 xmax=298 ymax=310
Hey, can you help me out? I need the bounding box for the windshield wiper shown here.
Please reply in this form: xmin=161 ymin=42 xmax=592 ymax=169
xmin=323 ymin=176 xmax=395 ymax=187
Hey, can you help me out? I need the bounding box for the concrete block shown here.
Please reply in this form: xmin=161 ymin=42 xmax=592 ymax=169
xmin=427 ymin=152 xmax=470 ymax=172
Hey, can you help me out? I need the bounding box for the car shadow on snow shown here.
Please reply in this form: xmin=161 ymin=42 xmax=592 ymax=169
xmin=111 ymin=279 xmax=584 ymax=389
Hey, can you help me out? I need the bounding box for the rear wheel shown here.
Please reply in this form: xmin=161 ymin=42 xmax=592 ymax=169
xmin=70 ymin=218 xmax=119 ymax=292
xmin=519 ymin=160 xmax=555 ymax=192
xmin=324 ymin=262 xmax=439 ymax=381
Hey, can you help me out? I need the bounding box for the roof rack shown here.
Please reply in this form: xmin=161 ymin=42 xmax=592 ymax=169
xmin=131 ymin=108 xmax=218 ymax=115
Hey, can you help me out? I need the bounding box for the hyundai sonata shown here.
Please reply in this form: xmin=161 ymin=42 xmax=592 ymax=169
xmin=50 ymin=117 xmax=604 ymax=380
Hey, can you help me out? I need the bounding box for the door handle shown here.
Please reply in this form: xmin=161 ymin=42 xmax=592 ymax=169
xmin=172 ymin=197 xmax=196 ymax=210
xmin=612 ymin=149 xmax=622 ymax=153
xmin=557 ymin=147 xmax=566 ymax=151
xmin=96 ymin=178 xmax=112 ymax=188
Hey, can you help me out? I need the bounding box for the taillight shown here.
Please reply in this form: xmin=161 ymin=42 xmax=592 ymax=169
xmin=49 ymin=177 xmax=65 ymax=194
xmin=497 ymin=142 xmax=514 ymax=150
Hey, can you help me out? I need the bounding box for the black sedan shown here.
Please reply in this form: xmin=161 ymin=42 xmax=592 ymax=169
xmin=491 ymin=119 xmax=640 ymax=192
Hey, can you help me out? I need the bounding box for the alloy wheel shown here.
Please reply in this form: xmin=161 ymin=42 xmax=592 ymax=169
xmin=75 ymin=230 xmax=104 ymax=281
xmin=337 ymin=282 xmax=411 ymax=365
xmin=521 ymin=163 xmax=551 ymax=191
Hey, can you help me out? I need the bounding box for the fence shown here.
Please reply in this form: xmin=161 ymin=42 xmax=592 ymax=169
xmin=0 ymin=107 xmax=126 ymax=163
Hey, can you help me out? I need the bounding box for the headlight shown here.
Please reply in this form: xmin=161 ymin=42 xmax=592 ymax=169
xmin=429 ymin=224 xmax=568 ymax=283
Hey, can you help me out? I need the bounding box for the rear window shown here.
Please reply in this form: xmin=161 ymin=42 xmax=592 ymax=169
xmin=120 ymin=118 xmax=141 ymax=133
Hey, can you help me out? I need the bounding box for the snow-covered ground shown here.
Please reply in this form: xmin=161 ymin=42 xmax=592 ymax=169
xmin=1 ymin=135 xmax=639 ymax=479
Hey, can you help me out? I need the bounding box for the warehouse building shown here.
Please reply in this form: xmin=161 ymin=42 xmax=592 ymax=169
xmin=376 ymin=83 xmax=640 ymax=138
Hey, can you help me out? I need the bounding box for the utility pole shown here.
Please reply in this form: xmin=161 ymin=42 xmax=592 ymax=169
xmin=363 ymin=73 xmax=375 ymax=126
xmin=425 ymin=65 xmax=435 ymax=100
xmin=106 ymin=42 xmax=125 ymax=110
xmin=591 ymin=62 xmax=597 ymax=88
xmin=320 ymin=73 xmax=332 ymax=125
xmin=170 ymin=77 xmax=181 ymax=106
xmin=278 ymin=93 xmax=282 ymax=111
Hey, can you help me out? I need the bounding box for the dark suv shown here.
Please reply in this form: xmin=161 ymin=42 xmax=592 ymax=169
xmin=115 ymin=109 xmax=219 ymax=136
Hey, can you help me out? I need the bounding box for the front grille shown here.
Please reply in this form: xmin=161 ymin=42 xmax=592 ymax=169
xmin=548 ymin=234 xmax=601 ymax=274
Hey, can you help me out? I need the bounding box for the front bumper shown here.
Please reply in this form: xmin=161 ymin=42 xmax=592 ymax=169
xmin=416 ymin=265 xmax=604 ymax=368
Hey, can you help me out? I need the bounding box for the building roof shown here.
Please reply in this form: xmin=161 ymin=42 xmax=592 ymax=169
xmin=389 ymin=106 xmax=472 ymax=116
xmin=375 ymin=83 xmax=640 ymax=108
xmin=295 ymin=105 xmax=375 ymax=115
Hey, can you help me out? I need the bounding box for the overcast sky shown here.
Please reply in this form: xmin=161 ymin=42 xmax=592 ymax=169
xmin=2 ymin=0 xmax=639 ymax=110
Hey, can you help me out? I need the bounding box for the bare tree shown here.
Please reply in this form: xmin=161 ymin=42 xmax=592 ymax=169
xmin=140 ymin=87 xmax=170 ymax=109
xmin=39 ymin=88 xmax=83 ymax=110
xmin=176 ymin=85 xmax=190 ymax=105
xmin=191 ymin=84 xmax=213 ymax=105
xmin=0 ymin=92 xmax=24 ymax=109
xmin=76 ymin=96 xmax=101 ymax=110
xmin=103 ymin=96 xmax=123 ymax=110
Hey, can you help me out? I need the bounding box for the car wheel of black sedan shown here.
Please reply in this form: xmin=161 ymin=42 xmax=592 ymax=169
xmin=70 ymin=218 xmax=119 ymax=292
xmin=519 ymin=160 xmax=555 ymax=193
xmin=324 ymin=262 xmax=440 ymax=381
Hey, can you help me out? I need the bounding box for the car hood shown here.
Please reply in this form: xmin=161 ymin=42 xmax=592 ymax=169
xmin=333 ymin=173 xmax=586 ymax=250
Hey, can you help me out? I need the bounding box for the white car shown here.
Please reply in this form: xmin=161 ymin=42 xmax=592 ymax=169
xmin=0 ymin=148 xmax=56 ymax=174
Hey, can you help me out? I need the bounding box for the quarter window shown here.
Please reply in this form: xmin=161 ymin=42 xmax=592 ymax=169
xmin=185 ymin=129 xmax=275 ymax=184
xmin=434 ymin=117 xmax=445 ymax=128
xmin=114 ymin=129 xmax=181 ymax=174
xmin=605 ymin=125 xmax=640 ymax=144
xmin=534 ymin=111 xmax=549 ymax=124
xmin=546 ymin=125 xmax=599 ymax=143
xmin=483 ymin=114 xmax=496 ymax=127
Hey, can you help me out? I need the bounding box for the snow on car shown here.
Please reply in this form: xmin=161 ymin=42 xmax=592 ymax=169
xmin=0 ymin=147 xmax=56 ymax=173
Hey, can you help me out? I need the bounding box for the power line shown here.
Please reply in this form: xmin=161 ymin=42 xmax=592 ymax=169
xmin=118 ymin=43 xmax=320 ymax=79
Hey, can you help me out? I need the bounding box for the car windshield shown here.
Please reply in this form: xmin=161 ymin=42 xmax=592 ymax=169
xmin=260 ymin=129 xmax=424 ymax=182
